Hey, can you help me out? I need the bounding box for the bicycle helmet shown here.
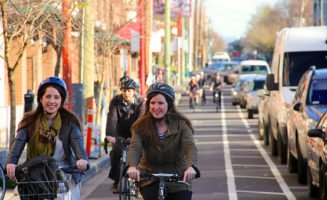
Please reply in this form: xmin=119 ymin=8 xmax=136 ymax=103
xmin=146 ymin=83 xmax=175 ymax=101
xmin=37 ymin=76 xmax=67 ymax=104
xmin=120 ymin=78 xmax=137 ymax=89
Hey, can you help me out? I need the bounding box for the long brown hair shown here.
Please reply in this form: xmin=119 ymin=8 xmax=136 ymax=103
xmin=131 ymin=92 xmax=194 ymax=148
xmin=17 ymin=84 xmax=82 ymax=138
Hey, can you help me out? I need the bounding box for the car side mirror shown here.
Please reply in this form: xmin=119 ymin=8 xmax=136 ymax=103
xmin=266 ymin=74 xmax=278 ymax=91
xmin=293 ymin=101 xmax=302 ymax=112
xmin=308 ymin=128 xmax=324 ymax=138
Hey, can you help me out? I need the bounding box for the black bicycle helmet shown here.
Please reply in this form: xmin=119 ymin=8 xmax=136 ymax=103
xmin=37 ymin=76 xmax=67 ymax=104
xmin=146 ymin=83 xmax=175 ymax=101
xmin=120 ymin=78 xmax=137 ymax=89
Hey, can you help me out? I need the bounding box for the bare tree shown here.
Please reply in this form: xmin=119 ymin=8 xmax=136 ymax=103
xmin=0 ymin=0 xmax=65 ymax=147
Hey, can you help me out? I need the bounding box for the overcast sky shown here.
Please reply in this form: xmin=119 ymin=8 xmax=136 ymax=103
xmin=205 ymin=0 xmax=279 ymax=40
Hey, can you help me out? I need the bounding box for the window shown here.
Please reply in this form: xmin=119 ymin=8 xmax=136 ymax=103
xmin=307 ymin=79 xmax=327 ymax=105
xmin=282 ymin=51 xmax=327 ymax=86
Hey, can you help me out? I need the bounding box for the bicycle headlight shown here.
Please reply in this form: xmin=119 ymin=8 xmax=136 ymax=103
xmin=232 ymin=91 xmax=238 ymax=96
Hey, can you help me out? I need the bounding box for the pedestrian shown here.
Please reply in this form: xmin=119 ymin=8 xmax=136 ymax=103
xmin=127 ymin=83 xmax=198 ymax=200
xmin=6 ymin=76 xmax=89 ymax=200
xmin=105 ymin=77 xmax=146 ymax=193
xmin=198 ymin=72 xmax=206 ymax=105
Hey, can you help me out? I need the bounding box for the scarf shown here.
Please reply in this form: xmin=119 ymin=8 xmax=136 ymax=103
xmin=27 ymin=113 xmax=62 ymax=160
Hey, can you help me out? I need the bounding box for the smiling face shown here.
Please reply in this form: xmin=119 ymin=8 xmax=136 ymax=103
xmin=40 ymin=86 xmax=62 ymax=119
xmin=122 ymin=88 xmax=135 ymax=102
xmin=149 ymin=94 xmax=168 ymax=119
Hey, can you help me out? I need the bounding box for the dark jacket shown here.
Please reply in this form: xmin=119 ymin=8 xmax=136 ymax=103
xmin=7 ymin=114 xmax=88 ymax=183
xmin=127 ymin=115 xmax=198 ymax=192
xmin=106 ymin=94 xmax=145 ymax=139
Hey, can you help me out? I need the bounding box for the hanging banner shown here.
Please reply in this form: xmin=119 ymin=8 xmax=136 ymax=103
xmin=153 ymin=0 xmax=191 ymax=18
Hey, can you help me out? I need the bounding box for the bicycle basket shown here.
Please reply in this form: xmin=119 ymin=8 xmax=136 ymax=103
xmin=15 ymin=155 xmax=67 ymax=200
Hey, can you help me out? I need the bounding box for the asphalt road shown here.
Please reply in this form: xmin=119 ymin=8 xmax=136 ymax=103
xmin=82 ymin=86 xmax=314 ymax=200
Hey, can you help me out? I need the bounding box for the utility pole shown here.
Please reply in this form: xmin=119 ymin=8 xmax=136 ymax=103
xmin=193 ymin=0 xmax=199 ymax=71
xmin=83 ymin=0 xmax=95 ymax=99
xmin=62 ymin=0 xmax=73 ymax=111
xmin=144 ymin=0 xmax=153 ymax=89
xmin=139 ymin=0 xmax=145 ymax=96
xmin=164 ymin=0 xmax=171 ymax=84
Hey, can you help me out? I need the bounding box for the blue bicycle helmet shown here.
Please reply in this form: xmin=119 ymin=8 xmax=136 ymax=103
xmin=37 ymin=77 xmax=67 ymax=104
xmin=146 ymin=83 xmax=175 ymax=101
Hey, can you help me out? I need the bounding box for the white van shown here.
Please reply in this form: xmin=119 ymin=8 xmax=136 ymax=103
xmin=266 ymin=26 xmax=327 ymax=170
xmin=211 ymin=52 xmax=231 ymax=62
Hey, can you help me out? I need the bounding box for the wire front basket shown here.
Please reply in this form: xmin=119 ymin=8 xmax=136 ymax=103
xmin=16 ymin=175 xmax=71 ymax=200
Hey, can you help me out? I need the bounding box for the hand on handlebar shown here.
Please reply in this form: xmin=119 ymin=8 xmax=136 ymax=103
xmin=183 ymin=166 xmax=197 ymax=182
xmin=76 ymin=159 xmax=89 ymax=171
xmin=106 ymin=136 xmax=116 ymax=144
xmin=127 ymin=166 xmax=140 ymax=182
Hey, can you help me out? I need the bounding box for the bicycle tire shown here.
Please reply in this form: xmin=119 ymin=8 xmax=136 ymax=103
xmin=0 ymin=164 xmax=6 ymax=200
xmin=119 ymin=163 xmax=130 ymax=200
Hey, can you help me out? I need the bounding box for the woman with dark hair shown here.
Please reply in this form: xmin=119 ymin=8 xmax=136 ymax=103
xmin=6 ymin=77 xmax=89 ymax=200
xmin=127 ymin=83 xmax=198 ymax=200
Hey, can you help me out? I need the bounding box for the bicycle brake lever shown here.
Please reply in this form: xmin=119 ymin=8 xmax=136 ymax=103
xmin=104 ymin=138 xmax=108 ymax=154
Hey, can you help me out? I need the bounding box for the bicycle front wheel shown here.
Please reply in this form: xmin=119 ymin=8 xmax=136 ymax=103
xmin=0 ymin=165 xmax=6 ymax=200
xmin=119 ymin=164 xmax=130 ymax=200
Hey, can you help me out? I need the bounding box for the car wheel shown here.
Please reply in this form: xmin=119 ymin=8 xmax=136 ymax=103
xmin=263 ymin=121 xmax=269 ymax=146
xmin=258 ymin=120 xmax=263 ymax=140
xmin=287 ymin=145 xmax=297 ymax=173
xmin=320 ymin=164 xmax=327 ymax=200
xmin=308 ymin=164 xmax=319 ymax=198
xmin=269 ymin=123 xmax=278 ymax=156
xmin=277 ymin=131 xmax=287 ymax=164
xmin=297 ymin=139 xmax=307 ymax=184
xmin=248 ymin=110 xmax=253 ymax=119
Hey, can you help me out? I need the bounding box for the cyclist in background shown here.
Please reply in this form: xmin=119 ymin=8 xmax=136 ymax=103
xmin=211 ymin=73 xmax=222 ymax=105
xmin=105 ymin=77 xmax=146 ymax=193
xmin=198 ymin=72 xmax=206 ymax=105
xmin=127 ymin=83 xmax=198 ymax=200
xmin=187 ymin=77 xmax=199 ymax=109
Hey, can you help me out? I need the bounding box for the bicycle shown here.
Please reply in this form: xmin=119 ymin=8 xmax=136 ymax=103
xmin=15 ymin=164 xmax=89 ymax=200
xmin=189 ymin=93 xmax=197 ymax=113
xmin=214 ymin=89 xmax=221 ymax=112
xmin=104 ymin=137 xmax=140 ymax=200
xmin=140 ymin=165 xmax=200 ymax=200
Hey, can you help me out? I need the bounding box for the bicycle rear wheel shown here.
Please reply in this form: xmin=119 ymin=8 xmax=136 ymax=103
xmin=0 ymin=165 xmax=6 ymax=200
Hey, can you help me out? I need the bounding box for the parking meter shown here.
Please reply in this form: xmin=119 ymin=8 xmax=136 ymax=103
xmin=24 ymin=89 xmax=34 ymax=113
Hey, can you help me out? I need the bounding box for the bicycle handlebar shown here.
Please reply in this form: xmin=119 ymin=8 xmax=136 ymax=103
xmin=104 ymin=137 xmax=130 ymax=154
xmin=60 ymin=163 xmax=90 ymax=175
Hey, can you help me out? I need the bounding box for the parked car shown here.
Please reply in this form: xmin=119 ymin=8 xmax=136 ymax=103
xmin=287 ymin=67 xmax=327 ymax=184
xmin=239 ymin=60 xmax=270 ymax=75
xmin=231 ymin=75 xmax=255 ymax=105
xmin=245 ymin=75 xmax=266 ymax=119
xmin=266 ymin=26 xmax=327 ymax=165
xmin=211 ymin=51 xmax=231 ymax=62
xmin=307 ymin=110 xmax=327 ymax=199
xmin=204 ymin=61 xmax=239 ymax=83
xmin=257 ymin=85 xmax=270 ymax=145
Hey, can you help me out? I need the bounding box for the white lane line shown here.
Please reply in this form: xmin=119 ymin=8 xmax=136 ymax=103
xmin=237 ymin=107 xmax=296 ymax=200
xmin=237 ymin=190 xmax=285 ymax=196
xmin=222 ymin=94 xmax=238 ymax=200
xmin=233 ymin=164 xmax=270 ymax=167
xmin=234 ymin=175 xmax=275 ymax=180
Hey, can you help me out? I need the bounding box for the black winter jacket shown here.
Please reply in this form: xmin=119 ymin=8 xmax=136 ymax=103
xmin=106 ymin=94 xmax=145 ymax=139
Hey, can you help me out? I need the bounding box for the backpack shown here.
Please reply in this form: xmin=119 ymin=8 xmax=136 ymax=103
xmin=15 ymin=155 xmax=67 ymax=200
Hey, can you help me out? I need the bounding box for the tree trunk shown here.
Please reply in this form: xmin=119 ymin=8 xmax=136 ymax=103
xmin=55 ymin=48 xmax=62 ymax=76
xmin=8 ymin=69 xmax=16 ymax=149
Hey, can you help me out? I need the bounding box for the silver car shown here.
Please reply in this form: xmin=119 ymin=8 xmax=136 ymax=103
xmin=245 ymin=75 xmax=266 ymax=118
xmin=231 ymin=75 xmax=255 ymax=106
xmin=257 ymin=86 xmax=270 ymax=145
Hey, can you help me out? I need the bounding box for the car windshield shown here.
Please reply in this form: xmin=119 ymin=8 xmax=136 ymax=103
xmin=307 ymin=79 xmax=327 ymax=105
xmin=208 ymin=63 xmax=225 ymax=71
xmin=241 ymin=65 xmax=268 ymax=74
xmin=283 ymin=51 xmax=327 ymax=87
xmin=252 ymin=80 xmax=265 ymax=91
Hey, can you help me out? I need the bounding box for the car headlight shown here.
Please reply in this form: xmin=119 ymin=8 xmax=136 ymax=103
xmin=232 ymin=91 xmax=238 ymax=96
